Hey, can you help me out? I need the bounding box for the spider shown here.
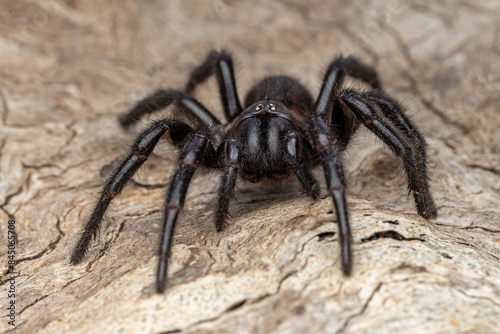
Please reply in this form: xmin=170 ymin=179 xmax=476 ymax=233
xmin=70 ymin=50 xmax=437 ymax=293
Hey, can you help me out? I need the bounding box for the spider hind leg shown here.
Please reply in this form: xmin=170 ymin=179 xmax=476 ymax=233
xmin=70 ymin=119 xmax=194 ymax=265
xmin=339 ymin=90 xmax=437 ymax=219
xmin=157 ymin=132 xmax=210 ymax=293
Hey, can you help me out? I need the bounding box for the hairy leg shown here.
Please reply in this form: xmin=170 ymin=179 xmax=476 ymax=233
xmin=185 ymin=50 xmax=243 ymax=122
xmin=314 ymin=55 xmax=381 ymax=120
xmin=339 ymin=90 xmax=437 ymax=219
xmin=119 ymin=89 xmax=221 ymax=129
xmin=70 ymin=119 xmax=194 ymax=264
xmin=214 ymin=139 xmax=241 ymax=231
xmin=309 ymin=116 xmax=352 ymax=275
xmin=156 ymin=132 xmax=209 ymax=292
xmin=285 ymin=132 xmax=320 ymax=199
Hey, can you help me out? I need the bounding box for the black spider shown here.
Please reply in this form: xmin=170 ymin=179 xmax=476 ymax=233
xmin=70 ymin=50 xmax=437 ymax=293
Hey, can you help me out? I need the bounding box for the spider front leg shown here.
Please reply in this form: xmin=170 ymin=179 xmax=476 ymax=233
xmin=309 ymin=117 xmax=352 ymax=275
xmin=314 ymin=55 xmax=382 ymax=121
xmin=157 ymin=132 xmax=209 ymax=293
xmin=184 ymin=50 xmax=243 ymax=122
xmin=365 ymin=91 xmax=428 ymax=167
xmin=215 ymin=139 xmax=241 ymax=231
xmin=119 ymin=89 xmax=221 ymax=129
xmin=285 ymin=132 xmax=320 ymax=199
xmin=70 ymin=119 xmax=194 ymax=265
xmin=339 ymin=91 xmax=437 ymax=219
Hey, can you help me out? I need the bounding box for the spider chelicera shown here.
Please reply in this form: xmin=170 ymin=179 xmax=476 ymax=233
xmin=70 ymin=50 xmax=437 ymax=293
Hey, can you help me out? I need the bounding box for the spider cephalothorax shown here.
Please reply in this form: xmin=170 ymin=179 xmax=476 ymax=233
xmin=70 ymin=50 xmax=437 ymax=292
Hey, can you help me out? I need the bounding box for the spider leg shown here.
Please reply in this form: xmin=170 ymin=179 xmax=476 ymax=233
xmin=119 ymin=90 xmax=221 ymax=128
xmin=285 ymin=132 xmax=320 ymax=199
xmin=309 ymin=116 xmax=352 ymax=275
xmin=70 ymin=119 xmax=194 ymax=265
xmin=330 ymin=98 xmax=361 ymax=151
xmin=157 ymin=132 xmax=209 ymax=293
xmin=184 ymin=50 xmax=243 ymax=122
xmin=336 ymin=56 xmax=382 ymax=89
xmin=314 ymin=56 xmax=382 ymax=120
xmin=365 ymin=91 xmax=428 ymax=166
xmin=339 ymin=90 xmax=437 ymax=219
xmin=215 ymin=139 xmax=241 ymax=231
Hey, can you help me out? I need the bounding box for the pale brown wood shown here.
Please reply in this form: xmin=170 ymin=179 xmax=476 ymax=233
xmin=1 ymin=1 xmax=499 ymax=333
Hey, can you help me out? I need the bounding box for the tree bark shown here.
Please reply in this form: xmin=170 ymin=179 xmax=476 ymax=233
xmin=1 ymin=1 xmax=499 ymax=333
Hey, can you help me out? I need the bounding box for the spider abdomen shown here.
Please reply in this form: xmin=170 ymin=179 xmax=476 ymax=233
xmin=244 ymin=76 xmax=314 ymax=115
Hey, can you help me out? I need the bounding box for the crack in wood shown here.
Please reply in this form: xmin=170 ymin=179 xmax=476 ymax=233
xmin=336 ymin=283 xmax=383 ymax=334
xmin=0 ymin=174 xmax=29 ymax=213
xmin=3 ymin=2 xmax=500 ymax=333
xmin=361 ymin=230 xmax=425 ymax=243
xmin=13 ymin=235 xmax=62 ymax=264
xmin=455 ymin=287 xmax=500 ymax=308
xmin=84 ymin=220 xmax=127 ymax=272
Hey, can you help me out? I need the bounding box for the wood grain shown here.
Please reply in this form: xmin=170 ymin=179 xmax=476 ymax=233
xmin=1 ymin=1 xmax=499 ymax=333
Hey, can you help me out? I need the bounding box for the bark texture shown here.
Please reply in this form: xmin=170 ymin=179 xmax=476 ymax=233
xmin=1 ymin=1 xmax=499 ymax=333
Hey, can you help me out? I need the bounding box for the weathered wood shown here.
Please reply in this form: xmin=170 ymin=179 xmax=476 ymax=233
xmin=1 ymin=1 xmax=499 ymax=333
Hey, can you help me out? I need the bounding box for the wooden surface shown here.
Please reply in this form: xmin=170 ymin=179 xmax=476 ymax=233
xmin=1 ymin=1 xmax=499 ymax=333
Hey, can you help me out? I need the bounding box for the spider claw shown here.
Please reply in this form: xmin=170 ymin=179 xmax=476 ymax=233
xmin=156 ymin=259 xmax=168 ymax=293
